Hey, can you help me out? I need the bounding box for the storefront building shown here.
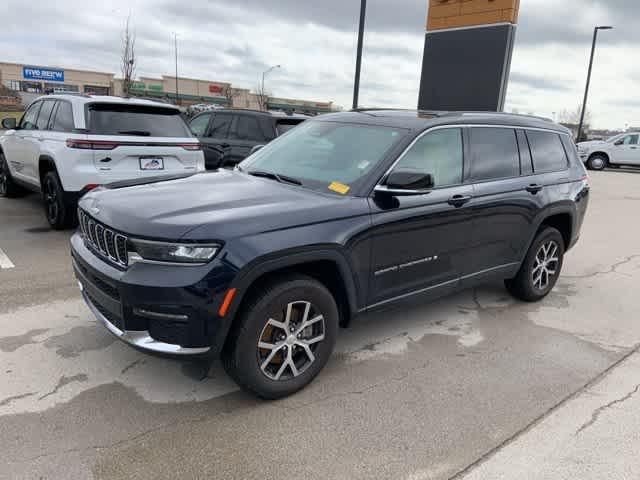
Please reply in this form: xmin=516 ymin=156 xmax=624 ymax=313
xmin=0 ymin=61 xmax=337 ymax=114
xmin=0 ymin=61 xmax=113 ymax=95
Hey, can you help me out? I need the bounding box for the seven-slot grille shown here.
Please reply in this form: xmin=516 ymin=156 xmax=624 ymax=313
xmin=78 ymin=209 xmax=128 ymax=267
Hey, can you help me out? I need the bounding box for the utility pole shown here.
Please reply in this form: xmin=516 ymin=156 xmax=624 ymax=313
xmin=174 ymin=33 xmax=179 ymax=106
xmin=577 ymin=26 xmax=613 ymax=142
xmin=352 ymin=0 xmax=367 ymax=110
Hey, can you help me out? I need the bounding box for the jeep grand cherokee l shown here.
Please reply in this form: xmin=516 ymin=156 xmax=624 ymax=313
xmin=71 ymin=110 xmax=589 ymax=399
xmin=0 ymin=95 xmax=204 ymax=229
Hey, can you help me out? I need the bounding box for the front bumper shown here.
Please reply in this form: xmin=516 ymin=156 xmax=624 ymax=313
xmin=71 ymin=232 xmax=237 ymax=356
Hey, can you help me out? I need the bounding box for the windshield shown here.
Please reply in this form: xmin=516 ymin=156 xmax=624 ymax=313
xmin=88 ymin=103 xmax=192 ymax=137
xmin=606 ymin=134 xmax=624 ymax=143
xmin=239 ymin=121 xmax=406 ymax=195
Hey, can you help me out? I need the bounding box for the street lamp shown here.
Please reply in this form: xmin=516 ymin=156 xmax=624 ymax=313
xmin=577 ymin=25 xmax=613 ymax=142
xmin=261 ymin=65 xmax=281 ymax=111
xmin=352 ymin=0 xmax=367 ymax=110
xmin=173 ymin=33 xmax=179 ymax=106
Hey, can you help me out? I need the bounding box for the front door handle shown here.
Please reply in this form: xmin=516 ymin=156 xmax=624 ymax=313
xmin=219 ymin=143 xmax=230 ymax=148
xmin=448 ymin=194 xmax=472 ymax=207
xmin=526 ymin=184 xmax=544 ymax=194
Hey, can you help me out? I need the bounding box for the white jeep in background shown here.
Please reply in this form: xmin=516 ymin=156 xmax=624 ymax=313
xmin=0 ymin=95 xmax=205 ymax=229
xmin=577 ymin=132 xmax=640 ymax=170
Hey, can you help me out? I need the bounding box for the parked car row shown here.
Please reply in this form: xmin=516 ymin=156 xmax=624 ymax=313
xmin=68 ymin=109 xmax=589 ymax=398
xmin=0 ymin=95 xmax=308 ymax=228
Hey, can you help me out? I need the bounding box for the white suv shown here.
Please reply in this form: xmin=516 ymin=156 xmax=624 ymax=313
xmin=577 ymin=132 xmax=640 ymax=170
xmin=0 ymin=95 xmax=205 ymax=229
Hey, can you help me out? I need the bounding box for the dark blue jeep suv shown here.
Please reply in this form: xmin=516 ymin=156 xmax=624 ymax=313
xmin=71 ymin=110 xmax=590 ymax=398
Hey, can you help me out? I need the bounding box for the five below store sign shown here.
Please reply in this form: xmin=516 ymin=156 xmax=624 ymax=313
xmin=23 ymin=66 xmax=65 ymax=82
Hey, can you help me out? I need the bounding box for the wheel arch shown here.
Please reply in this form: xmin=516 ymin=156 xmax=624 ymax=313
xmin=520 ymin=207 xmax=575 ymax=264
xmin=38 ymin=155 xmax=58 ymax=187
xmin=215 ymin=248 xmax=360 ymax=353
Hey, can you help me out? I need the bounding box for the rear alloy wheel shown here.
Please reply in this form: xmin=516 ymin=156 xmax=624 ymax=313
xmin=505 ymin=227 xmax=565 ymax=302
xmin=0 ymin=152 xmax=25 ymax=198
xmin=42 ymin=171 xmax=75 ymax=230
xmin=587 ymin=154 xmax=608 ymax=171
xmin=223 ymin=275 xmax=338 ymax=399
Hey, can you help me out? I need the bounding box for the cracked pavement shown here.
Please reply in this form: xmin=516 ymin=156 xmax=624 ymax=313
xmin=1 ymin=171 xmax=640 ymax=479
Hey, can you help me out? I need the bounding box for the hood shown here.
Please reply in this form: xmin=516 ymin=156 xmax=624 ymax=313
xmin=577 ymin=140 xmax=607 ymax=148
xmin=79 ymin=170 xmax=367 ymax=240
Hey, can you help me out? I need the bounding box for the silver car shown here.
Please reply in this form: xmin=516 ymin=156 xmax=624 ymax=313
xmin=577 ymin=132 xmax=640 ymax=170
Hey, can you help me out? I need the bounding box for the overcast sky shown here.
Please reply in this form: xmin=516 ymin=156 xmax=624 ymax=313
xmin=0 ymin=1 xmax=636 ymax=129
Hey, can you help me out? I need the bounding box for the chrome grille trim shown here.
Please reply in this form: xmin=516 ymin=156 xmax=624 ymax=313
xmin=77 ymin=208 xmax=128 ymax=267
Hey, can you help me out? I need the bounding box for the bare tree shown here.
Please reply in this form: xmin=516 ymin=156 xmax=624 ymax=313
xmin=559 ymin=104 xmax=592 ymax=127
xmin=255 ymin=83 xmax=270 ymax=112
xmin=121 ymin=15 xmax=137 ymax=97
xmin=222 ymin=86 xmax=241 ymax=108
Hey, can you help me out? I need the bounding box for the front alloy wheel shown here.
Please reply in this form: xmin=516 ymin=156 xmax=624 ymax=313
xmin=222 ymin=275 xmax=338 ymax=399
xmin=257 ymin=301 xmax=326 ymax=381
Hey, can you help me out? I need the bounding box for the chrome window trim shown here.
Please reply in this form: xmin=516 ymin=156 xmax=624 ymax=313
xmin=374 ymin=123 xmax=571 ymax=193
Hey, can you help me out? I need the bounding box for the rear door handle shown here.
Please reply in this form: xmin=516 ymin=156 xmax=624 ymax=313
xmin=526 ymin=184 xmax=544 ymax=194
xmin=447 ymin=194 xmax=472 ymax=207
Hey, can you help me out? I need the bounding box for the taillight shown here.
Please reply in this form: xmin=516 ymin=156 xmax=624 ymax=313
xmin=66 ymin=139 xmax=117 ymax=150
xmin=180 ymin=143 xmax=202 ymax=151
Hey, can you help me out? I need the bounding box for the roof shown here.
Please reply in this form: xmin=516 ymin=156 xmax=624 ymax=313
xmin=316 ymin=109 xmax=569 ymax=134
xmin=35 ymin=94 xmax=180 ymax=110
xmin=214 ymin=109 xmax=309 ymax=120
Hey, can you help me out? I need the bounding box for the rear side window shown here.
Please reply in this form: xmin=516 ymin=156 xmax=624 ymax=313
xmin=527 ymin=131 xmax=568 ymax=173
xmin=36 ymin=101 xmax=56 ymax=130
xmin=276 ymin=119 xmax=304 ymax=136
xmin=52 ymin=101 xmax=74 ymax=132
xmin=392 ymin=128 xmax=463 ymax=187
xmin=229 ymin=115 xmax=265 ymax=142
xmin=469 ymin=127 xmax=520 ymax=181
xmin=88 ymin=104 xmax=191 ymax=137
xmin=208 ymin=113 xmax=232 ymax=138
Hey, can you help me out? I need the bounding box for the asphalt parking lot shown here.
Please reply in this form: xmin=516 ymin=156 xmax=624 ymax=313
xmin=1 ymin=170 xmax=640 ymax=479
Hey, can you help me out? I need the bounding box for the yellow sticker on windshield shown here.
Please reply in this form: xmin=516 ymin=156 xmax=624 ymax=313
xmin=328 ymin=181 xmax=350 ymax=195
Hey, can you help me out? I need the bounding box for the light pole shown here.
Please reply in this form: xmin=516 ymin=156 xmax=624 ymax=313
xmin=577 ymin=25 xmax=613 ymax=142
xmin=352 ymin=0 xmax=367 ymax=110
xmin=261 ymin=65 xmax=281 ymax=111
xmin=173 ymin=33 xmax=179 ymax=106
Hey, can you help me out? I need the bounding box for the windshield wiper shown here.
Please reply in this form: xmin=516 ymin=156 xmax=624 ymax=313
xmin=118 ymin=130 xmax=152 ymax=136
xmin=247 ymin=170 xmax=302 ymax=186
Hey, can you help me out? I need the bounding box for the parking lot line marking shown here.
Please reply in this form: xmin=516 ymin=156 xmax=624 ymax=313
xmin=0 ymin=248 xmax=15 ymax=269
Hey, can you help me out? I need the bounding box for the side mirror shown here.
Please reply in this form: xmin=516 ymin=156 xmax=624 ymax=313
xmin=249 ymin=144 xmax=265 ymax=156
xmin=1 ymin=117 xmax=17 ymax=130
xmin=375 ymin=169 xmax=434 ymax=196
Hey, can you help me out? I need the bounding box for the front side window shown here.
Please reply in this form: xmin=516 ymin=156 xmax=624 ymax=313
xmin=240 ymin=121 xmax=406 ymax=195
xmin=36 ymin=100 xmax=56 ymax=130
xmin=20 ymin=102 xmax=42 ymax=130
xmin=87 ymin=104 xmax=191 ymax=137
xmin=470 ymin=127 xmax=520 ymax=181
xmin=618 ymin=134 xmax=639 ymax=145
xmin=52 ymin=101 xmax=74 ymax=132
xmin=390 ymin=128 xmax=463 ymax=187
xmin=527 ymin=131 xmax=568 ymax=173
xmin=189 ymin=113 xmax=212 ymax=137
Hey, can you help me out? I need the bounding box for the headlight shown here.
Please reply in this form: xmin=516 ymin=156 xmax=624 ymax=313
xmin=128 ymin=239 xmax=220 ymax=265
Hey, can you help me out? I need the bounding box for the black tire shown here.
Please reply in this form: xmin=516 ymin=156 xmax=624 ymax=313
xmin=587 ymin=154 xmax=608 ymax=171
xmin=505 ymin=227 xmax=565 ymax=302
xmin=222 ymin=275 xmax=339 ymax=399
xmin=42 ymin=170 xmax=75 ymax=230
xmin=0 ymin=152 xmax=26 ymax=198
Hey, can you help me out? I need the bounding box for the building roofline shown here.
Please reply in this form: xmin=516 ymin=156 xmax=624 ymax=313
xmin=0 ymin=60 xmax=114 ymax=77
